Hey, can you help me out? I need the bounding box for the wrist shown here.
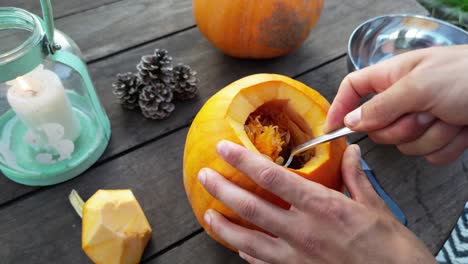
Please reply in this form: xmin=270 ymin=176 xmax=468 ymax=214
xmin=393 ymin=226 xmax=436 ymax=264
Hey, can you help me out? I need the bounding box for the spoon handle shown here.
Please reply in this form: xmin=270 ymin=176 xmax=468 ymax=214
xmin=284 ymin=127 xmax=356 ymax=167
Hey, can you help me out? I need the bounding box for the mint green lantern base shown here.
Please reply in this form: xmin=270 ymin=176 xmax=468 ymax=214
xmin=0 ymin=107 xmax=110 ymax=186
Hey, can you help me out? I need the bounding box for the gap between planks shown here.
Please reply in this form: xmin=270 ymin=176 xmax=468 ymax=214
xmin=86 ymin=25 xmax=197 ymax=65
xmin=142 ymin=228 xmax=204 ymax=263
xmin=53 ymin=0 xmax=127 ymax=20
xmin=294 ymin=53 xmax=347 ymax=79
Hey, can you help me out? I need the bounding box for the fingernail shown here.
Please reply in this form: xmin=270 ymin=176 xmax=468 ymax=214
xmin=344 ymin=107 xmax=362 ymax=127
xmin=204 ymin=210 xmax=212 ymax=226
xmin=417 ymin=112 xmax=434 ymax=125
xmin=239 ymin=251 xmax=247 ymax=260
xmin=198 ymin=169 xmax=207 ymax=185
xmin=216 ymin=140 xmax=229 ymax=157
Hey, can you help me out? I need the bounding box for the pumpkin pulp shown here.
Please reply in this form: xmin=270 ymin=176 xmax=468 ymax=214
xmin=244 ymin=100 xmax=315 ymax=169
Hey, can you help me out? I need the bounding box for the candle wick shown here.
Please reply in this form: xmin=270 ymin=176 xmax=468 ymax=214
xmin=13 ymin=77 xmax=39 ymax=97
xmin=17 ymin=77 xmax=33 ymax=91
xmin=24 ymin=90 xmax=38 ymax=96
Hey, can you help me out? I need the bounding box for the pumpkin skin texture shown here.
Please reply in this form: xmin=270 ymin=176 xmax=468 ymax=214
xmin=183 ymin=74 xmax=347 ymax=250
xmin=193 ymin=0 xmax=324 ymax=59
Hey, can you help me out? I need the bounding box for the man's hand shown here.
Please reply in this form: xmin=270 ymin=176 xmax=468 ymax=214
xmin=198 ymin=140 xmax=435 ymax=264
xmin=326 ymin=45 xmax=468 ymax=165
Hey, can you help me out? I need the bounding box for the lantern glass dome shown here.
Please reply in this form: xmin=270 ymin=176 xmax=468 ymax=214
xmin=0 ymin=7 xmax=110 ymax=186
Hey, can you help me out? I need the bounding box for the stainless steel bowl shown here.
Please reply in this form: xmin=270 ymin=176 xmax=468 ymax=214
xmin=347 ymin=14 xmax=468 ymax=72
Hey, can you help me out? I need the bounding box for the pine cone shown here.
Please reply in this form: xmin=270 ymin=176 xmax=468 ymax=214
xmin=139 ymin=82 xmax=175 ymax=119
xmin=112 ymin=72 xmax=143 ymax=109
xmin=136 ymin=49 xmax=173 ymax=87
xmin=173 ymin=64 xmax=198 ymax=101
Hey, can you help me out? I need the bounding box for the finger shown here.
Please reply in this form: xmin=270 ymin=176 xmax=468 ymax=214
xmin=325 ymin=50 xmax=427 ymax=132
xmin=425 ymin=127 xmax=468 ymax=165
xmin=397 ymin=121 xmax=461 ymax=156
xmin=344 ymin=74 xmax=434 ymax=131
xmin=341 ymin=145 xmax=383 ymax=209
xmin=199 ymin=167 xmax=291 ymax=236
xmin=205 ymin=209 xmax=286 ymax=264
xmin=239 ymin=251 xmax=271 ymax=264
xmin=216 ymin=140 xmax=330 ymax=210
xmin=368 ymin=113 xmax=435 ymax=144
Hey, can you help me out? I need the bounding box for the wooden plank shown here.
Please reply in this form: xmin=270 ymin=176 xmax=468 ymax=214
xmin=0 ymin=128 xmax=199 ymax=263
xmin=296 ymin=57 xmax=346 ymax=103
xmin=149 ymin=232 xmax=239 ymax=264
xmin=360 ymin=141 xmax=468 ymax=253
xmin=55 ymin=0 xmax=194 ymax=62
xmin=0 ymin=0 xmax=121 ymax=19
xmin=0 ymin=0 xmax=425 ymax=212
xmin=147 ymin=140 xmax=468 ymax=263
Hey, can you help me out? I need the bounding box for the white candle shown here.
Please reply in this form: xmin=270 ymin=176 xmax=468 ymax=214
xmin=6 ymin=64 xmax=81 ymax=142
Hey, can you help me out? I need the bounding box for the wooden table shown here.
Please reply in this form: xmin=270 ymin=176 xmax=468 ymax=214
xmin=1 ymin=0 xmax=467 ymax=263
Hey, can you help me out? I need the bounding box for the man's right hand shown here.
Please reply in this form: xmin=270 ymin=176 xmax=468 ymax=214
xmin=325 ymin=45 xmax=468 ymax=165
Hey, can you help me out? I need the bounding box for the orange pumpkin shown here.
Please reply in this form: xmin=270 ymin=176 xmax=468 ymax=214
xmin=183 ymin=74 xmax=346 ymax=250
xmin=193 ymin=0 xmax=324 ymax=58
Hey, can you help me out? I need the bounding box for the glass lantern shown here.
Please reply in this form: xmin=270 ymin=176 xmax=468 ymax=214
xmin=0 ymin=1 xmax=111 ymax=186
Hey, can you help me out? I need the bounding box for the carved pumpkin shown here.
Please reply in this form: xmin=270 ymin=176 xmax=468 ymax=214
xmin=193 ymin=0 xmax=324 ymax=58
xmin=183 ymin=74 xmax=346 ymax=250
xmin=74 ymin=190 xmax=152 ymax=264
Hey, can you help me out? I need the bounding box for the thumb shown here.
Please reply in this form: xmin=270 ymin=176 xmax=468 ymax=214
xmin=342 ymin=145 xmax=383 ymax=209
xmin=344 ymin=75 xmax=430 ymax=131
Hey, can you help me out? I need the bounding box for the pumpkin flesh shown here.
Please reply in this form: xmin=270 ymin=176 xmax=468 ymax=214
xmin=183 ymin=74 xmax=346 ymax=250
xmin=82 ymin=190 xmax=152 ymax=264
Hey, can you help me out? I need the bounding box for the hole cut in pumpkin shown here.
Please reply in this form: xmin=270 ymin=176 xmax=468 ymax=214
xmin=244 ymin=100 xmax=315 ymax=169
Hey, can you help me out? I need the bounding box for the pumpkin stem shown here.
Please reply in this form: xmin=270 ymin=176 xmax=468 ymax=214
xmin=69 ymin=189 xmax=84 ymax=218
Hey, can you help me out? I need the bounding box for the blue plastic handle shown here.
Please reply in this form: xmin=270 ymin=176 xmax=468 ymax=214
xmin=361 ymin=159 xmax=407 ymax=225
